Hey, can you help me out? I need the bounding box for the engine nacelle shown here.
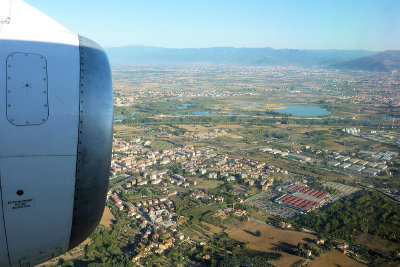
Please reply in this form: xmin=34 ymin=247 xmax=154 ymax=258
xmin=0 ymin=0 xmax=113 ymax=266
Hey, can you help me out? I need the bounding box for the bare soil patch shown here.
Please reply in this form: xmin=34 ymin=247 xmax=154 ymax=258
xmin=114 ymin=124 xmax=140 ymax=132
xmin=227 ymin=220 xmax=316 ymax=267
xmin=200 ymin=222 xmax=223 ymax=234
xmin=310 ymin=250 xmax=366 ymax=267
xmin=177 ymin=124 xmax=209 ymax=131
xmin=114 ymin=124 xmax=142 ymax=137
xmin=100 ymin=206 xmax=115 ymax=229
xmin=224 ymin=133 xmax=243 ymax=139
xmin=217 ymin=124 xmax=245 ymax=129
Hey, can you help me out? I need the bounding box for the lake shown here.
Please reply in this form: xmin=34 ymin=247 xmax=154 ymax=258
xmin=276 ymin=105 xmax=331 ymax=117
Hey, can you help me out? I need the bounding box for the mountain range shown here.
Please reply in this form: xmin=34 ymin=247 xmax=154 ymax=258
xmin=331 ymin=50 xmax=400 ymax=72
xmin=106 ymin=46 xmax=399 ymax=72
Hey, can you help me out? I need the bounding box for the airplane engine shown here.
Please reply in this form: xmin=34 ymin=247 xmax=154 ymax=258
xmin=0 ymin=0 xmax=113 ymax=266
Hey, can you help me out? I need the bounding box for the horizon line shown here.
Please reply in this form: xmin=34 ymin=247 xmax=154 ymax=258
xmin=105 ymin=45 xmax=386 ymax=52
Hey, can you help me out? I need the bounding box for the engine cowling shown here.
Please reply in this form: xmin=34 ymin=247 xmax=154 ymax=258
xmin=0 ymin=0 xmax=113 ymax=266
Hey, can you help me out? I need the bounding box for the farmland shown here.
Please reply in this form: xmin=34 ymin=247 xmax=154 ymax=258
xmin=227 ymin=220 xmax=316 ymax=267
xmin=310 ymin=250 xmax=365 ymax=267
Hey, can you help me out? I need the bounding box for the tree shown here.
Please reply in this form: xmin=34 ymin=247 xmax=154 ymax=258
xmin=57 ymin=258 xmax=65 ymax=265
xmin=241 ymin=241 xmax=250 ymax=249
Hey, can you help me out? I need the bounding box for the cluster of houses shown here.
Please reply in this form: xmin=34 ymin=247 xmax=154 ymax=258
xmin=110 ymin=193 xmax=124 ymax=211
xmin=114 ymin=84 xmax=253 ymax=107
xmin=111 ymin=138 xmax=217 ymax=177
xmin=342 ymin=128 xmax=360 ymax=135
xmin=183 ymin=129 xmax=227 ymax=139
xmin=214 ymin=207 xmax=248 ymax=219
xmin=191 ymin=190 xmax=224 ymax=202
xmin=108 ymin=189 xmax=187 ymax=263
xmin=132 ymin=226 xmax=185 ymax=263
xmin=200 ymin=153 xmax=285 ymax=183
xmin=108 ymin=189 xmax=176 ymax=225
xmin=114 ymin=88 xmax=208 ymax=107
xmin=341 ymin=89 xmax=400 ymax=106
xmin=138 ymin=199 xmax=174 ymax=225
xmin=123 ymin=171 xmax=199 ymax=189
xmin=112 ymin=137 xmax=284 ymax=192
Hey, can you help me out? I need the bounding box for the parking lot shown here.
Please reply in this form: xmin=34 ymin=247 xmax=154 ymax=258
xmin=247 ymin=191 xmax=299 ymax=219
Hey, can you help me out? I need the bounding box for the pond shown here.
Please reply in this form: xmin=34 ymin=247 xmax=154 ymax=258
xmin=168 ymin=103 xmax=191 ymax=109
xmin=276 ymin=105 xmax=331 ymax=117
xmin=227 ymin=112 xmax=246 ymax=115
xmin=114 ymin=114 xmax=126 ymax=119
xmin=190 ymin=111 xmax=219 ymax=115
xmin=238 ymin=104 xmax=261 ymax=107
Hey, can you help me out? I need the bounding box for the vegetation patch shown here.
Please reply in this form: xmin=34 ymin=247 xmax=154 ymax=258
xmin=296 ymin=191 xmax=400 ymax=242
xmin=356 ymin=233 xmax=400 ymax=252
xmin=217 ymin=249 xmax=280 ymax=267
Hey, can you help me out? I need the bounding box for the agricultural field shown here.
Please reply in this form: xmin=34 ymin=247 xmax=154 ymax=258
xmin=356 ymin=233 xmax=400 ymax=253
xmin=226 ymin=220 xmax=316 ymax=267
xmin=193 ymin=179 xmax=224 ymax=190
xmin=113 ymin=124 xmax=144 ymax=138
xmin=310 ymin=250 xmax=365 ymax=267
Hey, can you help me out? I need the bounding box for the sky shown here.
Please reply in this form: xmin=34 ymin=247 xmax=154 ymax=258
xmin=24 ymin=0 xmax=400 ymax=51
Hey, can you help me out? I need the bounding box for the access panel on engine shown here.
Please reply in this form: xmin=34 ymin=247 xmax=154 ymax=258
xmin=6 ymin=52 xmax=49 ymax=126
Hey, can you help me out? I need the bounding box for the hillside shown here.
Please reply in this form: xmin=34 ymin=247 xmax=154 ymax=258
xmin=106 ymin=46 xmax=376 ymax=67
xmin=331 ymin=50 xmax=400 ymax=72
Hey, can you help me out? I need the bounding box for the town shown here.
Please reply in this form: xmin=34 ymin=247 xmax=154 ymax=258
xmin=44 ymin=64 xmax=400 ymax=267
xmin=105 ymin=128 xmax=398 ymax=265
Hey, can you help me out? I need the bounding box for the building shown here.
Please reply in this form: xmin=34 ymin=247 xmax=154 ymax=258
xmin=208 ymin=173 xmax=218 ymax=179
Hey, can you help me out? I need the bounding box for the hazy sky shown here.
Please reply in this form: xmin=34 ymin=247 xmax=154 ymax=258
xmin=24 ymin=0 xmax=400 ymax=51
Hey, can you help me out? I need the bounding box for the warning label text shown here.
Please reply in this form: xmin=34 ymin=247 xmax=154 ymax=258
xmin=7 ymin=199 xmax=34 ymax=211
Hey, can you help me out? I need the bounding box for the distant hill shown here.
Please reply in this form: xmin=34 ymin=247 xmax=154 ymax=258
xmin=106 ymin=46 xmax=377 ymax=67
xmin=331 ymin=50 xmax=400 ymax=72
